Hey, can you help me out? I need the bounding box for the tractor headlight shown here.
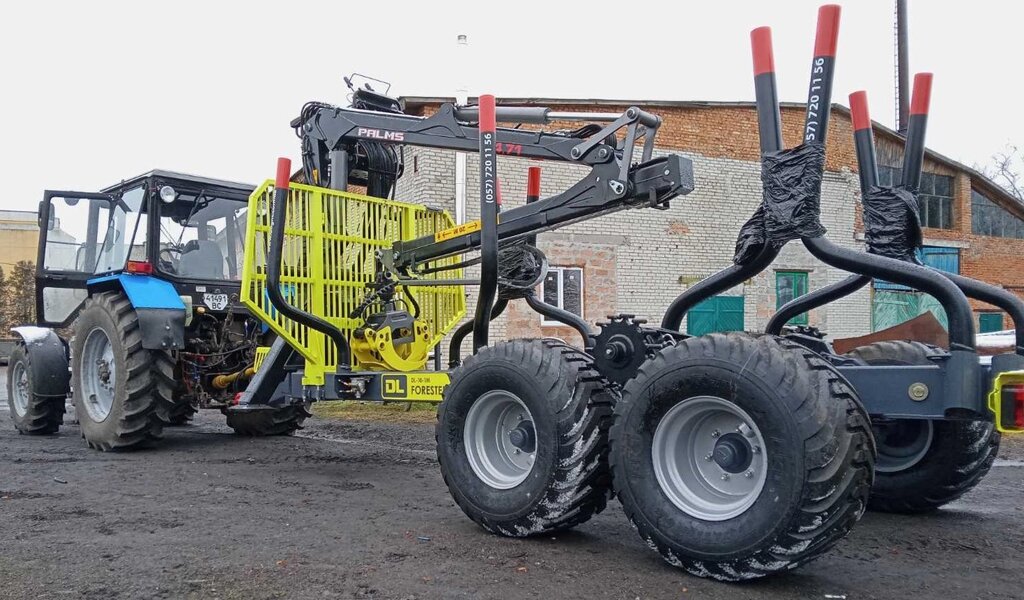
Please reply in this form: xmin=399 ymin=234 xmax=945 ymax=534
xmin=159 ymin=185 xmax=177 ymax=203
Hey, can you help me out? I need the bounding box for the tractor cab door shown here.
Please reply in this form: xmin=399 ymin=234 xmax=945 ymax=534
xmin=36 ymin=190 xmax=118 ymax=327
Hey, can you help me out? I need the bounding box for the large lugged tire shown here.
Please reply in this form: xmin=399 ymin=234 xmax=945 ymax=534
xmin=437 ymin=339 xmax=615 ymax=537
xmin=7 ymin=344 xmax=65 ymax=435
xmin=611 ymin=333 xmax=875 ymax=581
xmin=846 ymin=341 xmax=1000 ymax=513
xmin=225 ymin=404 xmax=310 ymax=436
xmin=72 ymin=292 xmax=176 ymax=451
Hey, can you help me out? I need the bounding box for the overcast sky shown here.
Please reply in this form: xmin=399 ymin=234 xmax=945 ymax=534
xmin=1 ymin=0 xmax=1020 ymax=210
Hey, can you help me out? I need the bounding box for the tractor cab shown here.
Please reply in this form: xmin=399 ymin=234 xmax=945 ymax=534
xmin=36 ymin=170 xmax=254 ymax=327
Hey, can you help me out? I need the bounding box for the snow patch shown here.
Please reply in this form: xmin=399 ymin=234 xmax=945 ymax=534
xmin=797 ymin=515 xmax=824 ymax=533
xmin=771 ymin=539 xmax=811 ymax=556
xmin=11 ymin=326 xmax=54 ymax=345
xmin=749 ymin=558 xmax=790 ymax=572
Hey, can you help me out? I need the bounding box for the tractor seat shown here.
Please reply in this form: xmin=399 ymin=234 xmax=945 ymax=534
xmin=177 ymin=240 xmax=225 ymax=279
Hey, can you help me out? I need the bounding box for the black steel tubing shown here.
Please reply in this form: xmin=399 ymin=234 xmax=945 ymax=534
xmin=473 ymin=95 xmax=499 ymax=352
xmin=449 ymin=298 xmax=509 ymax=368
xmin=661 ymin=245 xmax=777 ymax=330
xmin=660 ymin=26 xmax=785 ymax=331
xmin=266 ymin=158 xmax=351 ymax=367
xmin=766 ymin=274 xmax=870 ymax=335
xmin=524 ymin=294 xmax=594 ymax=349
xmin=802 ymin=238 xmax=975 ymax=349
xmin=942 ymin=273 xmax=1024 ymax=354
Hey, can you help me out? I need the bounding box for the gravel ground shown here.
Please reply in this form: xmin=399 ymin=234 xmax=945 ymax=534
xmin=2 ymin=394 xmax=1023 ymax=599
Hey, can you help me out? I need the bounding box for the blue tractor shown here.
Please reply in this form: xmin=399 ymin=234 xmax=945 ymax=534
xmin=6 ymin=171 xmax=305 ymax=450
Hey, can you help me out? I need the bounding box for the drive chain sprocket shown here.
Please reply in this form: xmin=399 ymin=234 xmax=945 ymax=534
xmin=593 ymin=314 xmax=682 ymax=386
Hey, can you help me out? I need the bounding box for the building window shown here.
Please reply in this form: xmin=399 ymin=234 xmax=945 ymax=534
xmin=541 ymin=266 xmax=583 ymax=325
xmin=775 ymin=271 xmax=809 ymax=325
xmin=687 ymin=295 xmax=744 ymax=336
xmin=878 ymin=166 xmax=954 ymax=229
xmin=979 ymin=312 xmax=1004 ymax=333
xmin=971 ymin=190 xmax=1024 ymax=239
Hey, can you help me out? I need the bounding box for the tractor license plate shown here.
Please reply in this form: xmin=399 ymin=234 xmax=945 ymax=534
xmin=203 ymin=293 xmax=229 ymax=311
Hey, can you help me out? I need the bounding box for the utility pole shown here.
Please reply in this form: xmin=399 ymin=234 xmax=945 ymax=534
xmin=896 ymin=0 xmax=910 ymax=133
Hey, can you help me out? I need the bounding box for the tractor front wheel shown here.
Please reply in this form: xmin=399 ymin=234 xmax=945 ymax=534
xmin=72 ymin=292 xmax=176 ymax=451
xmin=7 ymin=344 xmax=65 ymax=435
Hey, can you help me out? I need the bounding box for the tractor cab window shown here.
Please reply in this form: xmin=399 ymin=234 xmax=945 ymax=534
xmin=157 ymin=191 xmax=247 ymax=281
xmin=43 ymin=186 xmax=147 ymax=275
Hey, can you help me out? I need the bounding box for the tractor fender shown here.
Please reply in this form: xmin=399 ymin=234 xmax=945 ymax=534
xmin=87 ymin=274 xmax=186 ymax=351
xmin=10 ymin=326 xmax=71 ymax=398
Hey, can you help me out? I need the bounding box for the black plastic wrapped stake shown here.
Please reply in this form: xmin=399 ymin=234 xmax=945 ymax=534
xmin=861 ymin=185 xmax=923 ymax=262
xmin=734 ymin=143 xmax=828 ymax=264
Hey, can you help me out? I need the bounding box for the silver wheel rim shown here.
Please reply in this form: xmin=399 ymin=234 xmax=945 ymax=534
xmin=464 ymin=390 xmax=536 ymax=489
xmin=873 ymin=420 xmax=934 ymax=473
xmin=80 ymin=327 xmax=116 ymax=422
xmin=11 ymin=361 xmax=29 ymax=417
xmin=652 ymin=396 xmax=768 ymax=521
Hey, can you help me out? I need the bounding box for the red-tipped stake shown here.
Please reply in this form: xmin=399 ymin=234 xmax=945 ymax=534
xmin=275 ymin=157 xmax=291 ymax=190
xmin=751 ymin=26 xmax=783 ymax=153
xmin=849 ymin=91 xmax=879 ymax=191
xmin=901 ymin=73 xmax=934 ymax=190
xmin=804 ymin=4 xmax=842 ymax=144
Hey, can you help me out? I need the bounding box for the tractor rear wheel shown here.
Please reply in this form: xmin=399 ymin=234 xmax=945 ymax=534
xmin=7 ymin=344 xmax=65 ymax=435
xmin=610 ymin=333 xmax=875 ymax=581
xmin=845 ymin=341 xmax=1000 ymax=513
xmin=72 ymin=291 xmax=176 ymax=451
xmin=225 ymin=404 xmax=311 ymax=436
xmin=436 ymin=339 xmax=615 ymax=537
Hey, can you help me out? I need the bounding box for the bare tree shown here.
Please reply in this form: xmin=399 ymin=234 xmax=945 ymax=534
xmin=980 ymin=144 xmax=1024 ymax=203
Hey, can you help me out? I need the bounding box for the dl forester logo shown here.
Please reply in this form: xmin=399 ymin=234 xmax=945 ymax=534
xmin=382 ymin=375 xmax=407 ymax=399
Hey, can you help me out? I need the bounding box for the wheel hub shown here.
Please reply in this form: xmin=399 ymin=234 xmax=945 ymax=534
xmin=712 ymin=433 xmax=753 ymax=473
xmin=464 ymin=391 xmax=537 ymax=489
xmin=508 ymin=421 xmax=536 ymax=453
xmin=651 ymin=396 xmax=768 ymax=521
xmin=80 ymin=327 xmax=116 ymax=422
xmin=873 ymin=419 xmax=934 ymax=473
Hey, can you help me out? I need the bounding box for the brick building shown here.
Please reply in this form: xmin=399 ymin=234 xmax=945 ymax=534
xmin=395 ymin=97 xmax=1024 ymax=353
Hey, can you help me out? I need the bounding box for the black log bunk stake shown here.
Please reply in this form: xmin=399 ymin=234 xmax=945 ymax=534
xmin=472 ymin=94 xmax=499 ymax=352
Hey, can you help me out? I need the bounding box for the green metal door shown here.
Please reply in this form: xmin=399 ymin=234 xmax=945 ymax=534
xmin=687 ymin=296 xmax=745 ymax=336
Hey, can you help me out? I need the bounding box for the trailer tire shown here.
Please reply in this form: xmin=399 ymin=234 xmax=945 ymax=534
xmin=845 ymin=341 xmax=1000 ymax=513
xmin=72 ymin=291 xmax=176 ymax=451
xmin=437 ymin=339 xmax=615 ymax=537
xmin=226 ymin=404 xmax=310 ymax=436
xmin=7 ymin=344 xmax=65 ymax=435
xmin=610 ymin=333 xmax=875 ymax=581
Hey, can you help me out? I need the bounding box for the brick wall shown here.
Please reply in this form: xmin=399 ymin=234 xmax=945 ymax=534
xmin=396 ymin=100 xmax=1024 ymax=353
